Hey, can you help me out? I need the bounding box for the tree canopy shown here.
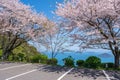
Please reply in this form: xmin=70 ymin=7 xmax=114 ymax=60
xmin=56 ymin=0 xmax=120 ymax=68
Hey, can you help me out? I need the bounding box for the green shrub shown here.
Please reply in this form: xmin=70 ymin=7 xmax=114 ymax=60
xmin=39 ymin=54 xmax=48 ymax=63
xmin=8 ymin=53 xmax=25 ymax=61
xmin=63 ymin=56 xmax=74 ymax=67
xmin=17 ymin=53 xmax=25 ymax=61
xmin=8 ymin=55 xmax=13 ymax=61
xmin=31 ymin=54 xmax=41 ymax=63
xmin=47 ymin=58 xmax=58 ymax=65
xmin=76 ymin=60 xmax=84 ymax=67
xmin=84 ymin=56 xmax=101 ymax=68
xmin=102 ymin=63 xmax=114 ymax=68
xmin=0 ymin=55 xmax=1 ymax=60
xmin=24 ymin=56 xmax=31 ymax=62
xmin=107 ymin=63 xmax=114 ymax=68
xmin=31 ymin=54 xmax=48 ymax=63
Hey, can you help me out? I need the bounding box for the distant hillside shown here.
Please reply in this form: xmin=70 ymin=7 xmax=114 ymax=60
xmin=13 ymin=42 xmax=40 ymax=56
xmin=98 ymin=53 xmax=113 ymax=58
xmin=0 ymin=41 xmax=40 ymax=61
xmin=0 ymin=33 xmax=41 ymax=61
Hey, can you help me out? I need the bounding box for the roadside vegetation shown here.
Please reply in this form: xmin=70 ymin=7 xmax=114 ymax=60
xmin=0 ymin=42 xmax=41 ymax=62
xmin=1 ymin=49 xmax=119 ymax=70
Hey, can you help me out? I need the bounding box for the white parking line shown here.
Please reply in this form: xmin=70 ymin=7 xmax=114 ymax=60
xmin=102 ymin=70 xmax=111 ymax=80
xmin=0 ymin=64 xmax=31 ymax=71
xmin=5 ymin=69 xmax=37 ymax=80
xmin=57 ymin=68 xmax=74 ymax=80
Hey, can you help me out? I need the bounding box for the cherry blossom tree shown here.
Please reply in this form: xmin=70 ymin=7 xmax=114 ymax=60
xmin=35 ymin=22 xmax=73 ymax=59
xmin=56 ymin=0 xmax=120 ymax=68
xmin=0 ymin=0 xmax=54 ymax=60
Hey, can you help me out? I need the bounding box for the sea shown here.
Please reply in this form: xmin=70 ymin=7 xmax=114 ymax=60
xmin=43 ymin=51 xmax=114 ymax=66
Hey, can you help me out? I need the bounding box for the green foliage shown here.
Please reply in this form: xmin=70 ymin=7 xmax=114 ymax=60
xmin=13 ymin=43 xmax=39 ymax=56
xmin=30 ymin=54 xmax=48 ymax=63
xmin=47 ymin=58 xmax=58 ymax=65
xmin=8 ymin=53 xmax=25 ymax=61
xmin=8 ymin=54 xmax=13 ymax=61
xmin=63 ymin=56 xmax=74 ymax=67
xmin=30 ymin=54 xmax=41 ymax=63
xmin=11 ymin=43 xmax=40 ymax=62
xmin=0 ymin=36 xmax=47 ymax=63
xmin=0 ymin=50 xmax=2 ymax=60
xmin=17 ymin=53 xmax=25 ymax=61
xmin=76 ymin=60 xmax=84 ymax=67
xmin=39 ymin=54 xmax=48 ymax=63
xmin=102 ymin=63 xmax=114 ymax=68
xmin=84 ymin=56 xmax=101 ymax=68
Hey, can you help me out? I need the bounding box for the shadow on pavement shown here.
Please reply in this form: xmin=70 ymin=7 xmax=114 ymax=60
xmin=37 ymin=65 xmax=71 ymax=74
xmin=36 ymin=65 xmax=104 ymax=79
xmin=31 ymin=64 xmax=120 ymax=80
xmin=69 ymin=68 xmax=104 ymax=79
xmin=106 ymin=70 xmax=120 ymax=80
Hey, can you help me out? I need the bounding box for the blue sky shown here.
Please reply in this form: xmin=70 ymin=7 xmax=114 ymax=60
xmin=21 ymin=0 xmax=111 ymax=54
xmin=21 ymin=0 xmax=64 ymax=20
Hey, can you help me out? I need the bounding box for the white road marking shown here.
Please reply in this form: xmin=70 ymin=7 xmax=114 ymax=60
xmin=5 ymin=69 xmax=37 ymax=80
xmin=0 ymin=64 xmax=31 ymax=71
xmin=57 ymin=68 xmax=74 ymax=80
xmin=102 ymin=70 xmax=111 ymax=80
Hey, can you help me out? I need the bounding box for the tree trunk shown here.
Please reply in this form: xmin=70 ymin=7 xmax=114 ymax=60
xmin=108 ymin=41 xmax=120 ymax=68
xmin=2 ymin=53 xmax=8 ymax=60
xmin=114 ymin=54 xmax=119 ymax=68
xmin=2 ymin=51 xmax=11 ymax=60
xmin=51 ymin=52 xmax=54 ymax=59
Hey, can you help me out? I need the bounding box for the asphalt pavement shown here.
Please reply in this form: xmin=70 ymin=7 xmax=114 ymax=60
xmin=0 ymin=62 xmax=119 ymax=80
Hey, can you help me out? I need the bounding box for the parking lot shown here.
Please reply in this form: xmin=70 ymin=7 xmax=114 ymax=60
xmin=0 ymin=62 xmax=119 ymax=80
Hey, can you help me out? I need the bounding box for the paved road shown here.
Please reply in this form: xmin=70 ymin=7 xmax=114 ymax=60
xmin=0 ymin=62 xmax=119 ymax=80
xmin=105 ymin=70 xmax=120 ymax=80
xmin=62 ymin=68 xmax=106 ymax=80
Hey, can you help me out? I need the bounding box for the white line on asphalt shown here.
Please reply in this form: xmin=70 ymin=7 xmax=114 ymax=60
xmin=0 ymin=64 xmax=31 ymax=71
xmin=5 ymin=69 xmax=37 ymax=80
xmin=57 ymin=68 xmax=74 ymax=80
xmin=102 ymin=70 xmax=111 ymax=80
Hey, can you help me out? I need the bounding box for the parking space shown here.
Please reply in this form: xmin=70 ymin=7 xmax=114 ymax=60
xmin=0 ymin=62 xmax=23 ymax=69
xmin=0 ymin=63 xmax=41 ymax=80
xmin=0 ymin=62 xmax=119 ymax=80
xmin=0 ymin=63 xmax=72 ymax=80
xmin=61 ymin=68 xmax=106 ymax=80
xmin=10 ymin=66 xmax=71 ymax=80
